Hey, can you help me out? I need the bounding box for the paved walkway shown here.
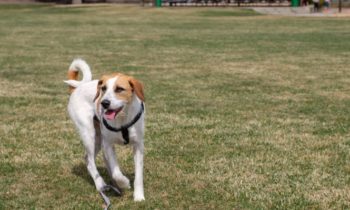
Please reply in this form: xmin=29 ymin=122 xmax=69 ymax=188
xmin=253 ymin=7 xmax=350 ymax=17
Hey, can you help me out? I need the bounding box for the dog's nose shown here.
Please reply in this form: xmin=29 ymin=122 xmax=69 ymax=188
xmin=101 ymin=99 xmax=111 ymax=109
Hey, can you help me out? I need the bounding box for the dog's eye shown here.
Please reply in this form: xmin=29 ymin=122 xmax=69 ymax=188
xmin=115 ymin=86 xmax=125 ymax=93
xmin=101 ymin=86 xmax=107 ymax=92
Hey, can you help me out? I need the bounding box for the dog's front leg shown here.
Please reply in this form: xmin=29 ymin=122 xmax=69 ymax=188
xmin=102 ymin=139 xmax=131 ymax=189
xmin=133 ymin=141 xmax=145 ymax=201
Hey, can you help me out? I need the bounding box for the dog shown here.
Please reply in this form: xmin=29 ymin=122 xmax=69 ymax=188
xmin=64 ymin=59 xmax=145 ymax=206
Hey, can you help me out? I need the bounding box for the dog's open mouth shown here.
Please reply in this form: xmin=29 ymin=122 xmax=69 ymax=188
xmin=104 ymin=107 xmax=123 ymax=120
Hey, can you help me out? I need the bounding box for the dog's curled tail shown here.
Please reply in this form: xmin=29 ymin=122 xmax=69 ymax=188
xmin=64 ymin=58 xmax=92 ymax=93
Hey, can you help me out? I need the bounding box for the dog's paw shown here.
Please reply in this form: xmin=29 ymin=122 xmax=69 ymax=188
xmin=133 ymin=193 xmax=145 ymax=202
xmin=114 ymin=175 xmax=131 ymax=189
xmin=95 ymin=177 xmax=107 ymax=192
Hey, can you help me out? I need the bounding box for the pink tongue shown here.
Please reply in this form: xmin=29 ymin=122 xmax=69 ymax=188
xmin=104 ymin=110 xmax=116 ymax=120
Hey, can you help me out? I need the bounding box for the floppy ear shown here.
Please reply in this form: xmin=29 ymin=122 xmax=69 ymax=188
xmin=129 ymin=77 xmax=145 ymax=102
xmin=93 ymin=79 xmax=103 ymax=102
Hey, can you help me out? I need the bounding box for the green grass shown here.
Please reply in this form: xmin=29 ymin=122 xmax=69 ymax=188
xmin=1 ymin=4 xmax=350 ymax=209
xmin=199 ymin=9 xmax=261 ymax=17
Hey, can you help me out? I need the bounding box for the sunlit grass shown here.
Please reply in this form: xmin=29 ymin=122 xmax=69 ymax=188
xmin=1 ymin=4 xmax=350 ymax=209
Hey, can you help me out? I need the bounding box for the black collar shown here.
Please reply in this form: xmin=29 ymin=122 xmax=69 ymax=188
xmin=102 ymin=102 xmax=144 ymax=145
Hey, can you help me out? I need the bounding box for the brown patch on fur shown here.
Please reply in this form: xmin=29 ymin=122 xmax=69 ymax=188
xmin=93 ymin=79 xmax=104 ymax=103
xmin=93 ymin=73 xmax=122 ymax=109
xmin=67 ymin=70 xmax=79 ymax=93
xmin=128 ymin=77 xmax=145 ymax=102
xmin=114 ymin=74 xmax=134 ymax=103
xmin=93 ymin=73 xmax=145 ymax=107
xmin=93 ymin=80 xmax=103 ymax=112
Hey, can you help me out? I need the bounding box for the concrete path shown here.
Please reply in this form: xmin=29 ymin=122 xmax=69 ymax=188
xmin=253 ymin=7 xmax=350 ymax=17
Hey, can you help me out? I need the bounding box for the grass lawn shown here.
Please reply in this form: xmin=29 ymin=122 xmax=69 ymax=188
xmin=1 ymin=4 xmax=350 ymax=209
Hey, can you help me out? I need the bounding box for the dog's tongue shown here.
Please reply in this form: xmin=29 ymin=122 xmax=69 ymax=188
xmin=104 ymin=110 xmax=117 ymax=120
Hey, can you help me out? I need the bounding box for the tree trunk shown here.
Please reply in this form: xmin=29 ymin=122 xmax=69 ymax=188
xmin=72 ymin=0 xmax=82 ymax=4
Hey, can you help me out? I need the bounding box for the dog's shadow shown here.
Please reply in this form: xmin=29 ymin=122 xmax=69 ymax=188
xmin=72 ymin=163 xmax=135 ymax=190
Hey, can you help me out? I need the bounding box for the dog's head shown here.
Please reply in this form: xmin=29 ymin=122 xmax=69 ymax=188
xmin=94 ymin=73 xmax=144 ymax=120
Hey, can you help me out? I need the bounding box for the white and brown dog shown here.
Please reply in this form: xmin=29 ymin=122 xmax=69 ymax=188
xmin=64 ymin=59 xmax=145 ymax=207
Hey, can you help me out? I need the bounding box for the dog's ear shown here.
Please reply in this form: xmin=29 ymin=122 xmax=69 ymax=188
xmin=93 ymin=79 xmax=104 ymax=102
xmin=128 ymin=77 xmax=145 ymax=102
